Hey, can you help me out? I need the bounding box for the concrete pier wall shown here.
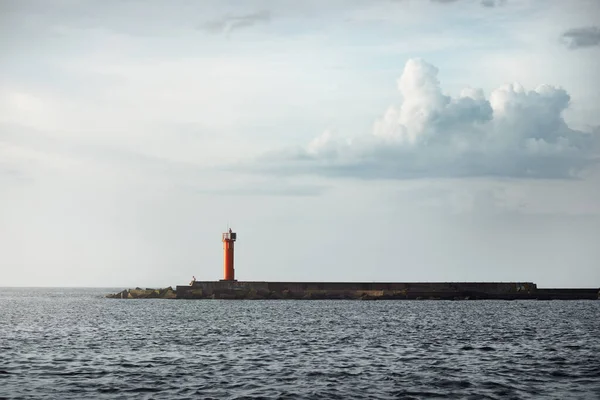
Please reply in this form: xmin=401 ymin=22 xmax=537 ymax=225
xmin=171 ymin=281 xmax=585 ymax=300
xmin=534 ymin=288 xmax=599 ymax=300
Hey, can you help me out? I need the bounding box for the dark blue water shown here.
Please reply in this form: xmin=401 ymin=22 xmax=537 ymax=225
xmin=1 ymin=288 xmax=599 ymax=399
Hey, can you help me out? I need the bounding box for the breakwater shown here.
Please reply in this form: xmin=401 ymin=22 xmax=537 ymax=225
xmin=106 ymin=281 xmax=599 ymax=300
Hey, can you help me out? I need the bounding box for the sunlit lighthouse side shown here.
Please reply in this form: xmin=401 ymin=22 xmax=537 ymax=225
xmin=222 ymin=228 xmax=237 ymax=281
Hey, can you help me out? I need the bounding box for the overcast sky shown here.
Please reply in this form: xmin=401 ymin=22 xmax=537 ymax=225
xmin=1 ymin=0 xmax=599 ymax=288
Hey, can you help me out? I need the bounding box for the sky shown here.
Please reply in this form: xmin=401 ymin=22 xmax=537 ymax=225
xmin=1 ymin=0 xmax=599 ymax=288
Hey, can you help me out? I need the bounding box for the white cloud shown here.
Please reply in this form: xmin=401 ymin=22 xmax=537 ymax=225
xmin=252 ymin=58 xmax=599 ymax=179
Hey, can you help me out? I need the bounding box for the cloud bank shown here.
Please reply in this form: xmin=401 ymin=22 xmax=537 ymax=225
xmin=251 ymin=58 xmax=598 ymax=180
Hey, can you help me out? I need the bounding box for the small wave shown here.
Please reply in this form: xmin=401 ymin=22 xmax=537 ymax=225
xmin=393 ymin=390 xmax=444 ymax=397
xmin=118 ymin=363 xmax=139 ymax=369
xmin=127 ymin=387 xmax=164 ymax=393
xmin=565 ymin=345 xmax=582 ymax=350
xmin=550 ymin=370 xmax=572 ymax=378
xmin=437 ymin=379 xmax=472 ymax=389
xmin=98 ymin=387 xmax=120 ymax=393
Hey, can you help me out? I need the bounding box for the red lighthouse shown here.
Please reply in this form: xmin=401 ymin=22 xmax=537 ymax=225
xmin=222 ymin=228 xmax=237 ymax=281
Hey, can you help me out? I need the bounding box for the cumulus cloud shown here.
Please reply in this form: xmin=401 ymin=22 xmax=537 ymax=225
xmin=561 ymin=26 xmax=600 ymax=49
xmin=250 ymin=58 xmax=599 ymax=180
xmin=199 ymin=11 xmax=270 ymax=35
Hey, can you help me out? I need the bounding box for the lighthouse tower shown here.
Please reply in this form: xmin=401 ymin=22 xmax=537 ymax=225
xmin=222 ymin=228 xmax=237 ymax=281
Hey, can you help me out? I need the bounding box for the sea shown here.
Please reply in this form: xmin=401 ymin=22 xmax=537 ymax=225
xmin=0 ymin=288 xmax=599 ymax=399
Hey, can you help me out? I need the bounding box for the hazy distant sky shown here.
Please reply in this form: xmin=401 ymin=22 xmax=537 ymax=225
xmin=1 ymin=0 xmax=599 ymax=288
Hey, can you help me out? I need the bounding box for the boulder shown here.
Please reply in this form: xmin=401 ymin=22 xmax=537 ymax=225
xmin=105 ymin=287 xmax=178 ymax=299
